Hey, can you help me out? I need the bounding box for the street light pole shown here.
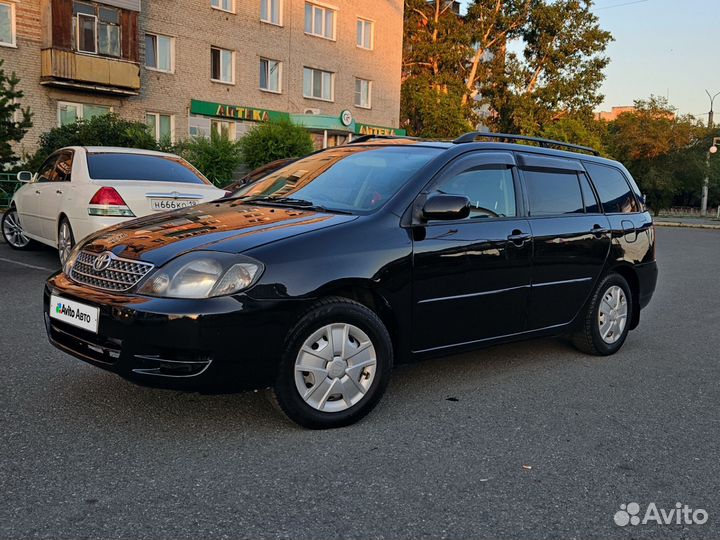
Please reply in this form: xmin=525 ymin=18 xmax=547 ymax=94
xmin=701 ymin=136 xmax=720 ymax=215
xmin=706 ymin=90 xmax=720 ymax=128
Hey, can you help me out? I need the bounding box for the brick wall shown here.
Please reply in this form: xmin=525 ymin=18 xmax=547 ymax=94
xmin=1 ymin=0 xmax=404 ymax=157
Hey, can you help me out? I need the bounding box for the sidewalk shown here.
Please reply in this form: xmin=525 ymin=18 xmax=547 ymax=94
xmin=654 ymin=216 xmax=720 ymax=229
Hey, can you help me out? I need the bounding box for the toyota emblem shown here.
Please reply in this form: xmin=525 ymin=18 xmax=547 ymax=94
xmin=93 ymin=251 xmax=113 ymax=272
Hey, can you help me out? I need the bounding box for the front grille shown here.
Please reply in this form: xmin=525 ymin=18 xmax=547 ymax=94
xmin=70 ymin=250 xmax=154 ymax=292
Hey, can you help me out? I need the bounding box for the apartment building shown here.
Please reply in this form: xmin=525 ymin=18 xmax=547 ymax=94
xmin=1 ymin=0 xmax=405 ymax=156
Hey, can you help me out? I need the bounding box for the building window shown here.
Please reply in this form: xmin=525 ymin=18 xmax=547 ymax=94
xmin=356 ymin=18 xmax=373 ymax=50
xmin=58 ymin=102 xmax=111 ymax=126
xmin=146 ymin=113 xmax=173 ymax=143
xmin=211 ymin=0 xmax=234 ymax=13
xmin=304 ymin=2 xmax=335 ymax=40
xmin=303 ymin=67 xmax=333 ymax=101
xmin=145 ymin=33 xmax=173 ymax=72
xmin=261 ymin=0 xmax=281 ymax=25
xmin=0 ymin=1 xmax=16 ymax=47
xmin=259 ymin=58 xmax=281 ymax=93
xmin=211 ymin=119 xmax=235 ymax=139
xmin=72 ymin=2 xmax=120 ymax=57
xmin=211 ymin=47 xmax=234 ymax=83
xmin=355 ymin=78 xmax=371 ymax=108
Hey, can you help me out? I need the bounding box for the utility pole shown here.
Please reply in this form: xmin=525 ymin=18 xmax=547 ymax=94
xmin=701 ymin=137 xmax=720 ymax=215
xmin=706 ymin=90 xmax=720 ymax=128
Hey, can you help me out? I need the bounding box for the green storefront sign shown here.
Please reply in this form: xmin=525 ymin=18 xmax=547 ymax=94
xmin=190 ymin=99 xmax=289 ymax=123
xmin=355 ymin=123 xmax=407 ymax=137
xmin=191 ymin=99 xmax=406 ymax=136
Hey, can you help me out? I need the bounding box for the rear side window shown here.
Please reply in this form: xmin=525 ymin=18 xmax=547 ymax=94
xmin=579 ymin=173 xmax=600 ymax=213
xmin=87 ymin=153 xmax=210 ymax=184
xmin=523 ymin=169 xmax=584 ymax=216
xmin=584 ymin=162 xmax=639 ymax=213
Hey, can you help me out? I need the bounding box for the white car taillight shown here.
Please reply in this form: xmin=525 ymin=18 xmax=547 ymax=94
xmin=88 ymin=187 xmax=135 ymax=217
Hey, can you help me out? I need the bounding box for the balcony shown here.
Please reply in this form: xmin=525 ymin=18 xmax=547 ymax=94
xmin=40 ymin=48 xmax=141 ymax=96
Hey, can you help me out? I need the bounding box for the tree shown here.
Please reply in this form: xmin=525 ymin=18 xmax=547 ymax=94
xmin=482 ymin=0 xmax=612 ymax=135
xmin=176 ymin=130 xmax=243 ymax=187
xmin=239 ymin=120 xmax=314 ymax=169
xmin=605 ymin=96 xmax=710 ymax=212
xmin=0 ymin=59 xmax=33 ymax=168
xmin=25 ymin=113 xmax=156 ymax=171
xmin=401 ymin=0 xmax=474 ymax=137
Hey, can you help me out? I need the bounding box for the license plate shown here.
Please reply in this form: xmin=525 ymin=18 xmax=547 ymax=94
xmin=150 ymin=198 xmax=199 ymax=211
xmin=49 ymin=295 xmax=100 ymax=334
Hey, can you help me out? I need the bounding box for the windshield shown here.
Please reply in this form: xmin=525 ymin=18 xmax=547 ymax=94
xmin=232 ymin=146 xmax=442 ymax=214
xmin=87 ymin=153 xmax=210 ymax=184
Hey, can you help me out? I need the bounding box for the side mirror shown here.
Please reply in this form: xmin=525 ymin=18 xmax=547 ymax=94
xmin=16 ymin=171 xmax=33 ymax=183
xmin=422 ymin=194 xmax=471 ymax=221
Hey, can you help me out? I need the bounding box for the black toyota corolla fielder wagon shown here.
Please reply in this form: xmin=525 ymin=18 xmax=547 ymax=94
xmin=44 ymin=133 xmax=657 ymax=428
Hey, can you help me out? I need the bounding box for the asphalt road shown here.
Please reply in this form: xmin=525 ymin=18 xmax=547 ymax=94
xmin=1 ymin=227 xmax=719 ymax=540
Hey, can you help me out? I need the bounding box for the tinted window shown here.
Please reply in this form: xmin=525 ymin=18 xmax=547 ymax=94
xmin=524 ymin=169 xmax=584 ymax=216
xmin=433 ymin=166 xmax=516 ymax=219
xmin=584 ymin=162 xmax=639 ymax=213
xmin=579 ymin=173 xmax=600 ymax=213
xmin=234 ymin=146 xmax=442 ymax=214
xmin=87 ymin=153 xmax=209 ymax=184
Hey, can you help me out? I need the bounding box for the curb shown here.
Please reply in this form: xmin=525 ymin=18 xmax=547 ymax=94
xmin=654 ymin=221 xmax=720 ymax=230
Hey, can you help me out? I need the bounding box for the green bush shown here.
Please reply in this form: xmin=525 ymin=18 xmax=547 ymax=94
xmin=240 ymin=120 xmax=314 ymax=169
xmin=175 ymin=131 xmax=243 ymax=187
xmin=25 ymin=113 xmax=157 ymax=170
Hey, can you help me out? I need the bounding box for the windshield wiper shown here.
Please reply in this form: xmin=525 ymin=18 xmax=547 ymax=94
xmin=239 ymin=196 xmax=353 ymax=215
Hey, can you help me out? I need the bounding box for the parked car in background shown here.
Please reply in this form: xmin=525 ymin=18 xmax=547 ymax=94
xmin=43 ymin=134 xmax=657 ymax=429
xmin=2 ymin=147 xmax=226 ymax=264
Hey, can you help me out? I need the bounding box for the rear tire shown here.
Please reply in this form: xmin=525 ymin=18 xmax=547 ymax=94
xmin=1 ymin=207 xmax=34 ymax=250
xmin=572 ymin=272 xmax=633 ymax=356
xmin=272 ymin=297 xmax=393 ymax=429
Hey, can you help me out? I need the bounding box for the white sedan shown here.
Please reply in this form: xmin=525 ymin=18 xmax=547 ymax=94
xmin=2 ymin=147 xmax=226 ymax=263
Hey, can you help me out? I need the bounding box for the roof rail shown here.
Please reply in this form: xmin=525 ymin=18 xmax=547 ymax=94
xmin=347 ymin=134 xmax=420 ymax=144
xmin=453 ymin=132 xmax=600 ymax=156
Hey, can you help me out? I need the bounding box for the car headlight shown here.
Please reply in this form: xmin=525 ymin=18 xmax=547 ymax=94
xmin=138 ymin=252 xmax=263 ymax=299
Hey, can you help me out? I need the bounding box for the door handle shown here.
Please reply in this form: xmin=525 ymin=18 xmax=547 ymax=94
xmin=56 ymin=190 xmax=63 ymax=195
xmin=35 ymin=190 xmax=41 ymax=194
xmin=507 ymin=230 xmax=531 ymax=246
xmin=591 ymin=224 xmax=609 ymax=237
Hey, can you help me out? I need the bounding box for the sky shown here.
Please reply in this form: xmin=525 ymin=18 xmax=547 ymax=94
xmin=459 ymin=0 xmax=720 ymax=121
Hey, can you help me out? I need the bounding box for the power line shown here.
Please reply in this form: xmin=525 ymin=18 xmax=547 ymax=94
xmin=593 ymin=0 xmax=650 ymax=10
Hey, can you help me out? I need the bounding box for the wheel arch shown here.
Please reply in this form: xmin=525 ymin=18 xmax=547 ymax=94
xmin=607 ymin=263 xmax=640 ymax=330
xmin=313 ymin=280 xmax=403 ymax=360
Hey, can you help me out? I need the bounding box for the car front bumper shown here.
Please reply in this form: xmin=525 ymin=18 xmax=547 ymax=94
xmin=44 ymin=272 xmax=310 ymax=390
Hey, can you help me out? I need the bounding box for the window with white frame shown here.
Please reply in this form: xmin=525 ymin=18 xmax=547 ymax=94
xmin=72 ymin=1 xmax=121 ymax=57
xmin=58 ymin=102 xmax=111 ymax=126
xmin=145 ymin=33 xmax=174 ymax=72
xmin=261 ymin=0 xmax=281 ymax=25
xmin=211 ymin=47 xmax=234 ymax=83
xmin=355 ymin=78 xmax=371 ymax=108
xmin=0 ymin=1 xmax=16 ymax=47
xmin=303 ymin=67 xmax=333 ymax=101
xmin=211 ymin=0 xmax=234 ymax=12
xmin=260 ymin=58 xmax=281 ymax=93
xmin=356 ymin=18 xmax=373 ymax=50
xmin=304 ymin=2 xmax=334 ymax=40
xmin=146 ymin=113 xmax=173 ymax=142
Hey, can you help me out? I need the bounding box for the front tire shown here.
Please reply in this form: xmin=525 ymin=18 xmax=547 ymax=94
xmin=272 ymin=297 xmax=393 ymax=429
xmin=1 ymin=207 xmax=34 ymax=250
xmin=572 ymin=272 xmax=633 ymax=356
xmin=57 ymin=217 xmax=75 ymax=266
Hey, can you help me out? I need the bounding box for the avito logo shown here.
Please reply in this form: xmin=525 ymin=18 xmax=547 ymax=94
xmin=614 ymin=502 xmax=708 ymax=527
